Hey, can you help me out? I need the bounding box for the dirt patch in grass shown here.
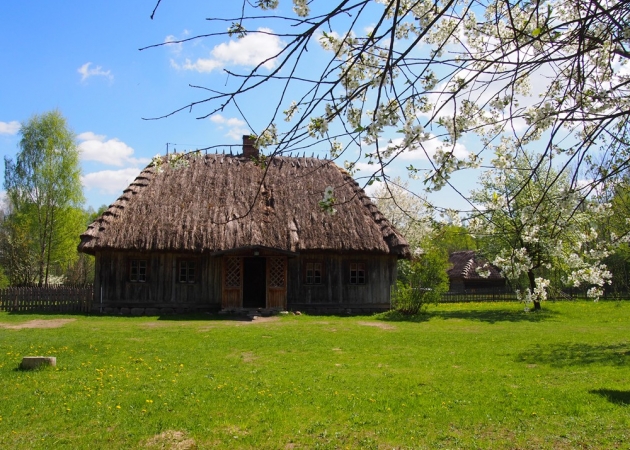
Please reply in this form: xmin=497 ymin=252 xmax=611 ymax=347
xmin=0 ymin=319 xmax=76 ymax=329
xmin=357 ymin=321 xmax=396 ymax=330
xmin=240 ymin=351 xmax=258 ymax=363
xmin=144 ymin=430 xmax=196 ymax=449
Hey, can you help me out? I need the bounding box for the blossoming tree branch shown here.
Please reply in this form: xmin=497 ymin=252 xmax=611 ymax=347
xmin=146 ymin=0 xmax=630 ymax=306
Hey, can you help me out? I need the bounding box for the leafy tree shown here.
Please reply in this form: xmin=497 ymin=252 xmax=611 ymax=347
xmin=0 ymin=213 xmax=37 ymax=285
xmin=0 ymin=267 xmax=9 ymax=289
xmin=372 ymin=178 xmax=450 ymax=312
xmin=4 ymin=110 xmax=84 ymax=286
xmin=468 ymin=151 xmax=612 ymax=309
xmin=593 ymin=176 xmax=630 ymax=296
xmin=392 ymin=242 xmax=450 ymax=314
xmin=147 ymin=0 xmax=629 ymax=215
xmin=433 ymin=224 xmax=477 ymax=255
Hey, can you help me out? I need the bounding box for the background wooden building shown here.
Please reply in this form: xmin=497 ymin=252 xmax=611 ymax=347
xmin=447 ymin=250 xmax=506 ymax=293
xmin=78 ymin=137 xmax=409 ymax=314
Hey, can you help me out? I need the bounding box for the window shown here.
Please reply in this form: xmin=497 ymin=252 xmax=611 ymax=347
xmin=305 ymin=261 xmax=323 ymax=285
xmin=349 ymin=262 xmax=366 ymax=284
xmin=129 ymin=259 xmax=147 ymax=282
xmin=179 ymin=260 xmax=197 ymax=284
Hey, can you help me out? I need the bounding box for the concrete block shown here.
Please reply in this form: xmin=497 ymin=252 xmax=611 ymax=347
xmin=21 ymin=356 xmax=56 ymax=370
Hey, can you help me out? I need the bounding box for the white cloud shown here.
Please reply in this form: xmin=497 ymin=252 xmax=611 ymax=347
xmin=78 ymin=62 xmax=113 ymax=82
xmin=0 ymin=121 xmax=20 ymax=135
xmin=165 ymin=35 xmax=183 ymax=54
xmin=78 ymin=132 xmax=150 ymax=167
xmin=171 ymin=28 xmax=284 ymax=73
xmin=353 ymin=161 xmax=380 ymax=174
xmin=164 ymin=30 xmax=190 ymax=54
xmin=209 ymin=114 xmax=250 ymax=141
xmin=81 ymin=168 xmax=142 ymax=195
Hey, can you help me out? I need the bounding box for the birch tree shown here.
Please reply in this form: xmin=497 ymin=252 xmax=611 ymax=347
xmin=4 ymin=110 xmax=84 ymax=286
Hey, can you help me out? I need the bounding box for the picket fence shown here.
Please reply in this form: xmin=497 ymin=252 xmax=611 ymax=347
xmin=0 ymin=285 xmax=93 ymax=313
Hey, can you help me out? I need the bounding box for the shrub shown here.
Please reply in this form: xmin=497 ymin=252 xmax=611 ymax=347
xmin=392 ymin=245 xmax=449 ymax=314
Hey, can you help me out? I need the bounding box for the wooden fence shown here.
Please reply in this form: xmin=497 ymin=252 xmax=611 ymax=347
xmin=441 ymin=291 xmax=518 ymax=303
xmin=441 ymin=289 xmax=630 ymax=303
xmin=0 ymin=285 xmax=93 ymax=313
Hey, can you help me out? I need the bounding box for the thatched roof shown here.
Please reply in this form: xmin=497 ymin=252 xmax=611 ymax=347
xmin=79 ymin=152 xmax=409 ymax=257
xmin=447 ymin=251 xmax=504 ymax=280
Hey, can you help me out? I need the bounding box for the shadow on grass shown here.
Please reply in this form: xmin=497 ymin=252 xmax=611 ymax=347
xmin=12 ymin=365 xmax=55 ymax=373
xmin=1 ymin=309 xmax=259 ymax=322
xmin=517 ymin=342 xmax=630 ymax=367
xmin=375 ymin=311 xmax=432 ymax=323
xmin=157 ymin=313 xmax=251 ymax=322
xmin=377 ymin=308 xmax=558 ymax=324
xmin=590 ymin=389 xmax=630 ymax=405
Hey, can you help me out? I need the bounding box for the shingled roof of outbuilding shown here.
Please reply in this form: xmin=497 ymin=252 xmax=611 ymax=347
xmin=78 ymin=153 xmax=410 ymax=257
xmin=447 ymin=250 xmax=504 ymax=280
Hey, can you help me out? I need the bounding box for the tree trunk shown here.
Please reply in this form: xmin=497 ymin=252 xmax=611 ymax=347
xmin=528 ymin=270 xmax=541 ymax=310
xmin=44 ymin=208 xmax=54 ymax=287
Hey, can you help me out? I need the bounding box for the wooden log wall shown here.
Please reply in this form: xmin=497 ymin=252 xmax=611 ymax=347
xmin=0 ymin=285 xmax=93 ymax=313
xmin=95 ymin=251 xmax=223 ymax=310
xmin=287 ymin=253 xmax=397 ymax=312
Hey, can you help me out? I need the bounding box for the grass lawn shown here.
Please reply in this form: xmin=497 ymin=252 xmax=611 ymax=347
xmin=0 ymin=301 xmax=628 ymax=449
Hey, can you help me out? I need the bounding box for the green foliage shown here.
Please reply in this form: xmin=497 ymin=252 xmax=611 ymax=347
xmin=433 ymin=223 xmax=477 ymax=254
xmin=393 ymin=245 xmax=450 ymax=314
xmin=0 ymin=214 xmax=37 ymax=285
xmin=0 ymin=266 xmax=9 ymax=289
xmin=3 ymin=110 xmax=85 ymax=286
xmin=596 ymin=178 xmax=630 ymax=295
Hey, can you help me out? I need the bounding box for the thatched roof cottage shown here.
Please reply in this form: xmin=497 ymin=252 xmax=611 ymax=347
xmin=79 ymin=137 xmax=410 ymax=314
xmin=447 ymin=250 xmax=506 ymax=293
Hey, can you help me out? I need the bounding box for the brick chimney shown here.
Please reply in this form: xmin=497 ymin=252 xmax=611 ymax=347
xmin=242 ymin=135 xmax=259 ymax=158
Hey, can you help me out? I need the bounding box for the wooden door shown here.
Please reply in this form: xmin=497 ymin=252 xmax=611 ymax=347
xmin=222 ymin=257 xmax=242 ymax=308
xmin=266 ymin=256 xmax=287 ymax=309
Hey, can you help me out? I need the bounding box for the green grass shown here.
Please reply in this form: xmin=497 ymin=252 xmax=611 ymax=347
xmin=0 ymin=301 xmax=628 ymax=449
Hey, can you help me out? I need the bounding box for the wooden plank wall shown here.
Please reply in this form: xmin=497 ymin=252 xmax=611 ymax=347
xmin=0 ymin=285 xmax=93 ymax=313
xmin=287 ymin=253 xmax=396 ymax=307
xmin=96 ymin=251 xmax=222 ymax=308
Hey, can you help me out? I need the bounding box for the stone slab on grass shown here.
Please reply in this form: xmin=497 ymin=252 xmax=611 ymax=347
xmin=20 ymin=356 xmax=56 ymax=370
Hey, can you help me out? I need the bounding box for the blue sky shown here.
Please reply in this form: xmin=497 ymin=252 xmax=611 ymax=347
xmin=1 ymin=0 xmax=479 ymax=212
